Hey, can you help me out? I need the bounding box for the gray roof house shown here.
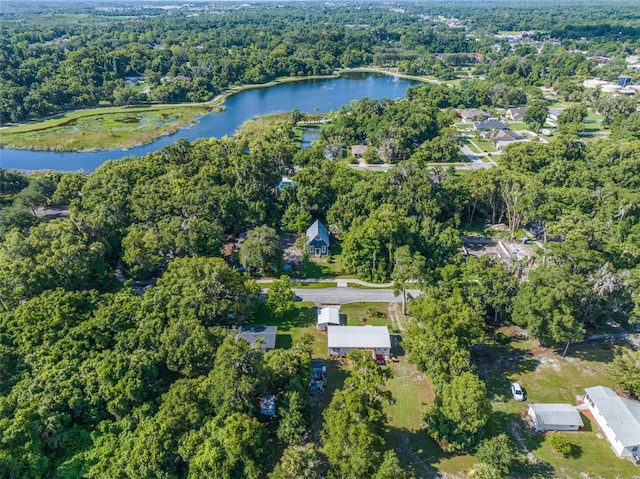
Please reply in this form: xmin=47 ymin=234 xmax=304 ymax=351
xmin=306 ymin=219 xmax=330 ymax=256
xmin=238 ymin=325 xmax=277 ymax=353
xmin=506 ymin=107 xmax=529 ymax=121
xmin=585 ymin=386 xmax=640 ymax=461
xmin=473 ymin=119 xmax=509 ymax=131
xmin=351 ymin=145 xmax=368 ymax=158
xmin=528 ymin=403 xmax=584 ymax=432
xmin=457 ymin=108 xmax=489 ymax=121
xmin=493 ymin=130 xmax=528 ymax=150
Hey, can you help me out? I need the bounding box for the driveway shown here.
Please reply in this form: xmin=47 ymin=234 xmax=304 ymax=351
xmin=291 ymin=287 xmax=422 ymax=305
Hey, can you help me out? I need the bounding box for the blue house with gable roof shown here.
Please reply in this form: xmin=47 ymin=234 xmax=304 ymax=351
xmin=306 ymin=219 xmax=330 ymax=256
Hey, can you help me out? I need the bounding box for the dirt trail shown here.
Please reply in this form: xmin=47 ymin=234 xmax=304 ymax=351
xmin=388 ymin=302 xmax=404 ymax=332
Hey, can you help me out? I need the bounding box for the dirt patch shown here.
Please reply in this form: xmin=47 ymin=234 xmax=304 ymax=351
xmin=536 ymin=354 xmax=561 ymax=371
xmin=281 ymin=233 xmax=302 ymax=267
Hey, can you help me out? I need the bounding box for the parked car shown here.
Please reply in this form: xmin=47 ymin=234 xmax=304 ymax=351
xmin=511 ymin=382 xmax=525 ymax=401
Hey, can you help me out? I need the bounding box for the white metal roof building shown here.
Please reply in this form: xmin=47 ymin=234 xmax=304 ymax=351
xmin=585 ymin=386 xmax=640 ymax=461
xmin=528 ymin=403 xmax=584 ymax=432
xmin=327 ymin=325 xmax=391 ymax=358
xmin=317 ymin=307 xmax=341 ymax=331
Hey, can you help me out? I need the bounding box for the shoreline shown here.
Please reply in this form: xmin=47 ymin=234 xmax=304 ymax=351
xmin=0 ymin=68 xmax=429 ymax=154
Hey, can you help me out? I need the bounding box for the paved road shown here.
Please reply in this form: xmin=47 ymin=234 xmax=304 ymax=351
xmin=291 ymin=287 xmax=422 ymax=305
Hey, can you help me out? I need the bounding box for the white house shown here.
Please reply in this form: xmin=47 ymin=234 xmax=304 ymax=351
xmin=584 ymin=386 xmax=640 ymax=462
xmin=317 ymin=307 xmax=341 ymax=331
xmin=528 ymin=403 xmax=584 ymax=432
xmin=546 ymin=108 xmax=564 ymax=127
xmin=327 ymin=325 xmax=391 ymax=359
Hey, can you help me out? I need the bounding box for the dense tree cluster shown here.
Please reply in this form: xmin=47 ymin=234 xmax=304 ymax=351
xmin=4 ymin=0 xmax=640 ymax=124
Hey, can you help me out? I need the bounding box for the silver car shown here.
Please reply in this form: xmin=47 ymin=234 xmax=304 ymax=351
xmin=511 ymin=382 xmax=525 ymax=401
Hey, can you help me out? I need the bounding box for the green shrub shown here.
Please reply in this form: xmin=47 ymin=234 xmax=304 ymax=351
xmin=548 ymin=432 xmax=572 ymax=457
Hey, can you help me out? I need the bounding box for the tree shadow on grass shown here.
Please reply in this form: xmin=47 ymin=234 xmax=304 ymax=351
xmin=391 ymin=333 xmax=406 ymax=357
xmin=309 ymin=359 xmax=348 ymax=442
xmin=255 ymin=304 xmax=316 ymax=330
xmin=491 ymin=411 xmax=554 ymax=479
xmin=299 ymin=259 xmax=325 ymax=279
xmin=565 ymin=341 xmax=616 ymax=363
xmin=385 ymin=426 xmax=442 ymax=479
xmin=474 ymin=342 xmax=539 ymax=401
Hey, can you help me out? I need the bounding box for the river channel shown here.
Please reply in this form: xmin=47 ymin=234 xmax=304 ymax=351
xmin=0 ymin=73 xmax=420 ymax=172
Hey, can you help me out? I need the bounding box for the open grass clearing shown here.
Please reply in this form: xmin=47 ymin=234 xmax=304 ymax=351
xmin=301 ymin=242 xmax=351 ymax=279
xmin=474 ymin=139 xmax=497 ymax=153
xmin=340 ymin=302 xmax=392 ymax=327
xmin=507 ymin=122 xmax=528 ymax=130
xmin=462 ymin=139 xmax=481 ymax=153
xmin=483 ymin=329 xmax=640 ymax=479
xmin=251 ymin=301 xmax=327 ymax=356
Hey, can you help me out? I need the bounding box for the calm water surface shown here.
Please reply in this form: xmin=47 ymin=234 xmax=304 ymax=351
xmin=0 ymin=73 xmax=419 ymax=172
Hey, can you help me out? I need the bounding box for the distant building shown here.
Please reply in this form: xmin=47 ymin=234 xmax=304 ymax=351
xmin=327 ymin=325 xmax=391 ymax=359
xmin=585 ymin=386 xmax=640 ymax=461
xmin=618 ymin=75 xmax=633 ymax=88
xmin=260 ymin=395 xmax=276 ymax=416
xmin=493 ymin=130 xmax=527 ymax=150
xmin=457 ymin=108 xmax=489 ymax=121
xmin=546 ymin=108 xmax=564 ymax=127
xmin=506 ymin=107 xmax=529 ymax=121
xmin=528 ymin=403 xmax=584 ymax=432
xmin=238 ymin=326 xmax=277 ymax=353
xmin=278 ymin=177 xmax=294 ymax=191
xmin=473 ymin=119 xmax=508 ymax=131
xmin=306 ymin=219 xmax=330 ymax=257
xmin=583 ymin=79 xmax=610 ymax=89
xmin=351 ymin=145 xmax=368 ymax=159
xmin=587 ymin=56 xmax=611 ymax=64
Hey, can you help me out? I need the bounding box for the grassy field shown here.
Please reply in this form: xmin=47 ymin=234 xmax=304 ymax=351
xmin=483 ymin=327 xmax=640 ymax=479
xmin=301 ymin=243 xmax=351 ymax=278
xmin=474 ymin=139 xmax=497 ymax=153
xmin=0 ymin=104 xmax=210 ymax=151
xmin=341 ymin=302 xmax=393 ymax=326
xmin=508 ymin=122 xmax=529 ymax=131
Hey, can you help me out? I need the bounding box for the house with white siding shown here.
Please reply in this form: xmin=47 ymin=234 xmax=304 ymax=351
xmin=327 ymin=325 xmax=391 ymax=359
xmin=584 ymin=386 xmax=640 ymax=463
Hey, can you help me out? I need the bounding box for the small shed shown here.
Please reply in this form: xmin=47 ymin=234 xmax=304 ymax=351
xmin=238 ymin=325 xmax=277 ymax=353
xmin=317 ymin=307 xmax=342 ymax=331
xmin=306 ymin=219 xmax=330 ymax=256
xmin=528 ymin=403 xmax=584 ymax=432
xmin=327 ymin=325 xmax=391 ymax=359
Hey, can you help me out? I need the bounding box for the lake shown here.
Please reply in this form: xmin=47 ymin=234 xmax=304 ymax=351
xmin=0 ymin=73 xmax=420 ymax=172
